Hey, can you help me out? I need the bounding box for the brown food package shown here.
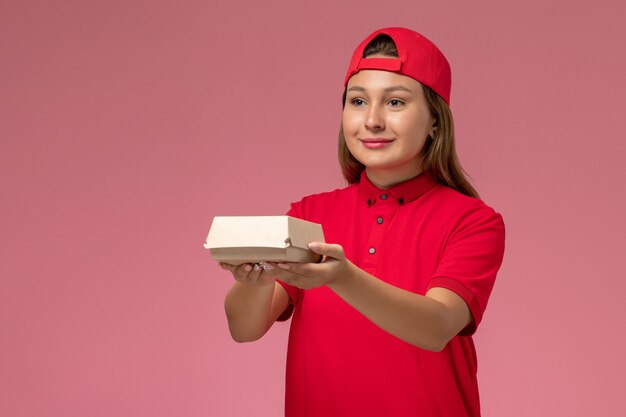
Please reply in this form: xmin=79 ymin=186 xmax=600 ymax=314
xmin=204 ymin=216 xmax=325 ymax=265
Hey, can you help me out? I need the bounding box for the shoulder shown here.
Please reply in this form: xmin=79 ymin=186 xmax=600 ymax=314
xmin=288 ymin=183 xmax=358 ymax=219
xmin=431 ymin=184 xmax=503 ymax=220
xmin=425 ymin=185 xmax=505 ymax=240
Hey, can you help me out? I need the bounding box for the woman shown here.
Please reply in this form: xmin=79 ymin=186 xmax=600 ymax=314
xmin=221 ymin=27 xmax=505 ymax=417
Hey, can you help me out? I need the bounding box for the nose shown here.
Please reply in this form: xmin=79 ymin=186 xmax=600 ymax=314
xmin=364 ymin=103 xmax=385 ymax=131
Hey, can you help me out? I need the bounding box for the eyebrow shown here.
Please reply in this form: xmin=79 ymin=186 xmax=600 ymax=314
xmin=347 ymin=85 xmax=414 ymax=93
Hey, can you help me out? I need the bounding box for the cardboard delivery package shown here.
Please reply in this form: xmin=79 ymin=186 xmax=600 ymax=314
xmin=204 ymin=216 xmax=325 ymax=265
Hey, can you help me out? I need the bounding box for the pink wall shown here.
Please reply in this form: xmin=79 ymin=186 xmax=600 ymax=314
xmin=2 ymin=0 xmax=625 ymax=416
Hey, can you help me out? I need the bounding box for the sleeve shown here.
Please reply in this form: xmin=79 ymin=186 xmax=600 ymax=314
xmin=427 ymin=204 xmax=506 ymax=335
xmin=275 ymin=201 xmax=305 ymax=321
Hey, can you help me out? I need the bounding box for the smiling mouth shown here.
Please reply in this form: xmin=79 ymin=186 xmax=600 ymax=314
xmin=360 ymin=138 xmax=394 ymax=149
xmin=361 ymin=139 xmax=392 ymax=143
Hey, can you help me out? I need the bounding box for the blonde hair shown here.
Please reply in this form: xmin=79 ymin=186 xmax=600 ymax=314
xmin=338 ymin=34 xmax=479 ymax=198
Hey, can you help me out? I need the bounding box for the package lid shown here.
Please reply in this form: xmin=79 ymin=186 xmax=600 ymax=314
xmin=204 ymin=216 xmax=324 ymax=251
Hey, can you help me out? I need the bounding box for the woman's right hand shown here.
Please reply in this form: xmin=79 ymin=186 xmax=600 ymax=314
xmin=222 ymin=262 xmax=287 ymax=342
xmin=219 ymin=262 xmax=276 ymax=286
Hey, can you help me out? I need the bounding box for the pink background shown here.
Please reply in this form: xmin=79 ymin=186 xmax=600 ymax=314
xmin=2 ymin=0 xmax=625 ymax=416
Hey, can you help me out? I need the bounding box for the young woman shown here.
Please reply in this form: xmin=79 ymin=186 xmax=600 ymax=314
xmin=221 ymin=27 xmax=505 ymax=417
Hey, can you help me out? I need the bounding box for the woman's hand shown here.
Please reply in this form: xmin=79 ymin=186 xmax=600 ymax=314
xmin=219 ymin=262 xmax=276 ymax=287
xmin=270 ymin=242 xmax=354 ymax=290
xmin=221 ymin=261 xmax=288 ymax=343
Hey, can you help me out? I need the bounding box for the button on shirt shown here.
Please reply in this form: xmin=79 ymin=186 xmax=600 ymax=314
xmin=278 ymin=170 xmax=506 ymax=417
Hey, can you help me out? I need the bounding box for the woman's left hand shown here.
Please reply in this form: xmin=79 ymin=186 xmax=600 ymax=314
xmin=271 ymin=241 xmax=472 ymax=351
xmin=270 ymin=242 xmax=353 ymax=290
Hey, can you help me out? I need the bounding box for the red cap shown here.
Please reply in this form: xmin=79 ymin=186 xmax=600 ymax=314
xmin=344 ymin=27 xmax=452 ymax=105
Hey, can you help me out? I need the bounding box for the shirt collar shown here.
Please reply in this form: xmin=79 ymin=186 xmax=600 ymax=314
xmin=358 ymin=170 xmax=438 ymax=207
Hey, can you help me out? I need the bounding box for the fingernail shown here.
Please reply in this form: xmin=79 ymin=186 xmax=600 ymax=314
xmin=244 ymin=264 xmax=252 ymax=272
xmin=308 ymin=242 xmax=320 ymax=251
xmin=277 ymin=263 xmax=290 ymax=270
xmin=253 ymin=264 xmax=261 ymax=272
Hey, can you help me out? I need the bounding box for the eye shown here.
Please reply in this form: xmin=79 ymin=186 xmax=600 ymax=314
xmin=388 ymin=99 xmax=404 ymax=107
xmin=350 ymin=98 xmax=366 ymax=106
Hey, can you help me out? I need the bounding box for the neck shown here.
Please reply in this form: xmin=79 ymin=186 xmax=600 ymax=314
xmin=365 ymin=166 xmax=424 ymax=189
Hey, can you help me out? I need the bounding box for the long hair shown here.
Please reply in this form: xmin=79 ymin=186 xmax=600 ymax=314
xmin=338 ymin=34 xmax=479 ymax=198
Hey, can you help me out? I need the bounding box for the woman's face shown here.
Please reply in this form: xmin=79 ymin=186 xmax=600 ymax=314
xmin=342 ymin=66 xmax=436 ymax=187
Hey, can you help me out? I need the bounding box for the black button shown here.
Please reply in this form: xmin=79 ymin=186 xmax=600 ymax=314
xmin=380 ymin=194 xmax=388 ymax=200
xmin=368 ymin=247 xmax=376 ymax=254
xmin=398 ymin=198 xmax=405 ymax=204
xmin=367 ymin=199 xmax=372 ymax=206
xmin=377 ymin=217 xmax=383 ymax=224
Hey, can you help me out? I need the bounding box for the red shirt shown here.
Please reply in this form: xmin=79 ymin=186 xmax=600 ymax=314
xmin=278 ymin=170 xmax=506 ymax=417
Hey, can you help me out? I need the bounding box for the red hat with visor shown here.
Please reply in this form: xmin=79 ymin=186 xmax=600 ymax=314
xmin=344 ymin=27 xmax=452 ymax=105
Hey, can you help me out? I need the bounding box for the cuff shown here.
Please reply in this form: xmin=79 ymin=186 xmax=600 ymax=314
xmin=427 ymin=276 xmax=482 ymax=336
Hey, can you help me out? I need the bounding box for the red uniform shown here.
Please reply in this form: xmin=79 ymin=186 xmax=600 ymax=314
xmin=278 ymin=170 xmax=506 ymax=417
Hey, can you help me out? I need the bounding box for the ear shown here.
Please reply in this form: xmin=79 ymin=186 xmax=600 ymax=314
xmin=429 ymin=119 xmax=438 ymax=139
